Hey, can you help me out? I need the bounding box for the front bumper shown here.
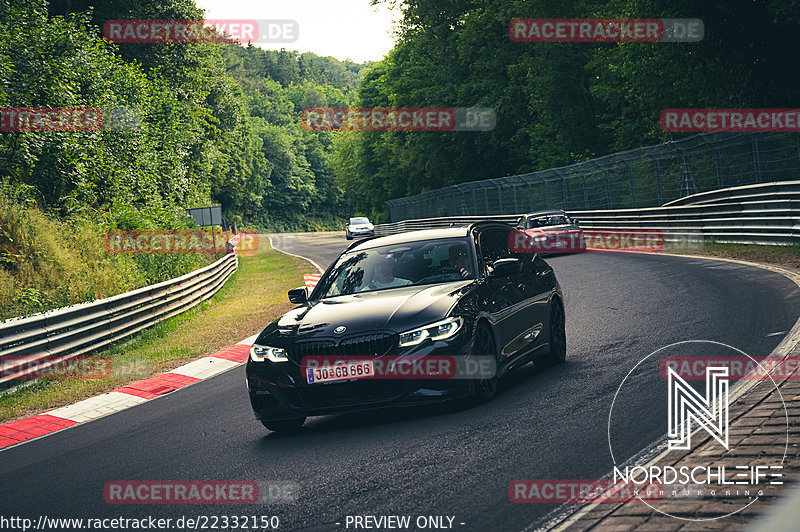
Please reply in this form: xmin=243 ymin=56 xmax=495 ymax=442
xmin=246 ymin=330 xmax=474 ymax=421
xmin=348 ymin=228 xmax=375 ymax=237
xmin=529 ymin=229 xmax=584 ymax=255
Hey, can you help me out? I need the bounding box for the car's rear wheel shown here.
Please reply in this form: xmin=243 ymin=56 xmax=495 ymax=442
xmin=472 ymin=324 xmax=499 ymax=402
xmin=260 ymin=417 xmax=306 ymax=433
xmin=545 ymin=299 xmax=566 ymax=365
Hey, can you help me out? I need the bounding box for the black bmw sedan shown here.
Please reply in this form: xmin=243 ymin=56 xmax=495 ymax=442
xmin=246 ymin=222 xmax=566 ymax=432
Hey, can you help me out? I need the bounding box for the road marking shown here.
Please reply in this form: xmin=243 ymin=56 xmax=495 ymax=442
xmin=267 ymin=234 xmax=325 ymax=273
xmin=767 ymin=331 xmax=789 ymax=337
xmin=0 ymin=342 xmax=255 ymax=451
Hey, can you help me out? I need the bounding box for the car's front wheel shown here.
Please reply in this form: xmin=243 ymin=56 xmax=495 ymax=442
xmin=346 ymin=230 xmax=352 ymax=240
xmin=472 ymin=324 xmax=499 ymax=402
xmin=545 ymin=298 xmax=566 ymax=365
xmin=261 ymin=417 xmax=306 ymax=433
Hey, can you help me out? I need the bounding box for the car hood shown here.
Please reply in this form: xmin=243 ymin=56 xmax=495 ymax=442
xmin=256 ymin=280 xmax=474 ymax=344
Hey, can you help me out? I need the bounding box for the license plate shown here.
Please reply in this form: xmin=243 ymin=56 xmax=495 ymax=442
xmin=305 ymin=361 xmax=374 ymax=384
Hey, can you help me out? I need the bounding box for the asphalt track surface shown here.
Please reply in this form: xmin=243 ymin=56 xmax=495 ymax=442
xmin=1 ymin=232 xmax=799 ymax=531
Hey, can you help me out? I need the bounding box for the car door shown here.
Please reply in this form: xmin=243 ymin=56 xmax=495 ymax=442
xmin=503 ymin=226 xmax=553 ymax=359
xmin=477 ymin=228 xmax=529 ymax=363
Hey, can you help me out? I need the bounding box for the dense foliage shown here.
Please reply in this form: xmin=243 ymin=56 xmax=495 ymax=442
xmin=336 ymin=0 xmax=800 ymax=219
xmin=0 ymin=0 xmax=368 ymax=316
xmin=2 ymin=0 xmax=368 ymax=231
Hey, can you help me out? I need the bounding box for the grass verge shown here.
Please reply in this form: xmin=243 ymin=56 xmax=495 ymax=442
xmin=662 ymin=240 xmax=800 ymax=269
xmin=0 ymin=237 xmax=312 ymax=423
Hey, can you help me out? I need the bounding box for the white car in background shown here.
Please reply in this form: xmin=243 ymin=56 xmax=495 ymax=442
xmin=345 ymin=217 xmax=375 ymax=240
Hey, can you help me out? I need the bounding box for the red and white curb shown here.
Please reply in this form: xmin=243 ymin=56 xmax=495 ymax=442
xmin=303 ymin=273 xmax=321 ymax=290
xmin=0 ymin=334 xmax=259 ymax=451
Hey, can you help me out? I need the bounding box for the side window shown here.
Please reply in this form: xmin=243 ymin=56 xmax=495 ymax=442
xmin=479 ymin=228 xmax=512 ymax=268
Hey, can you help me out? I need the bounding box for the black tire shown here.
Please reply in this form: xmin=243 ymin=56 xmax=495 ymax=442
xmin=260 ymin=417 xmax=306 ymax=433
xmin=472 ymin=324 xmax=499 ymax=402
xmin=545 ymin=299 xmax=566 ymax=365
xmin=346 ymin=232 xmax=352 ymax=240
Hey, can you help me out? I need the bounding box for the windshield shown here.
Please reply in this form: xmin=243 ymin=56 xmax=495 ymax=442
xmin=527 ymin=215 xmax=571 ymax=228
xmin=350 ymin=217 xmax=370 ymax=224
xmin=316 ymin=238 xmax=476 ymax=298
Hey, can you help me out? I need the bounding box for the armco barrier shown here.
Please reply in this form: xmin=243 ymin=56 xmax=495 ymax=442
xmin=0 ymin=253 xmax=238 ymax=383
xmin=375 ymin=181 xmax=800 ymax=245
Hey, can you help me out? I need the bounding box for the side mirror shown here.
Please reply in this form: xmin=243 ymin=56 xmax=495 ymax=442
xmin=288 ymin=287 xmax=308 ymax=304
xmin=489 ymin=258 xmax=521 ymax=277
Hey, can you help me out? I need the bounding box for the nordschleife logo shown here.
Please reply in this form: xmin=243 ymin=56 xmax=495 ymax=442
xmin=667 ymin=366 xmax=729 ymax=450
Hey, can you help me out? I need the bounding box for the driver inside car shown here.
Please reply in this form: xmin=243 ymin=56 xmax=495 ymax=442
xmin=363 ymin=256 xmax=412 ymax=291
xmin=448 ymin=244 xmax=471 ymax=278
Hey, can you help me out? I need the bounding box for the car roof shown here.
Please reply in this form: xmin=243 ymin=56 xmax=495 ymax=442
xmin=347 ymin=227 xmax=471 ymax=251
xmin=522 ymin=210 xmax=568 ymax=217
xmin=345 ymin=222 xmax=516 ymax=252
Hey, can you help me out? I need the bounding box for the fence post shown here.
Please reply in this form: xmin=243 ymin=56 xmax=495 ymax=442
xmin=512 ymin=182 xmax=519 ymax=213
xmin=496 ymin=182 xmax=504 ymax=214
xmin=753 ymin=137 xmax=762 ymax=183
xmin=627 ymin=162 xmax=636 ymax=208
xmin=581 ymin=168 xmax=589 ymax=208
xmin=543 ymin=179 xmax=551 ymax=209
xmin=654 ymin=157 xmax=663 ymax=205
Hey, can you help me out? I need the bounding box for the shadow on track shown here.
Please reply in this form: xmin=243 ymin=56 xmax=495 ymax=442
xmin=254 ymin=359 xmax=571 ymax=443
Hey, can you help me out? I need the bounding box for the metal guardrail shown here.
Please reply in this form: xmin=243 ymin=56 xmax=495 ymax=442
xmin=0 ymin=252 xmax=238 ymax=383
xmin=374 ymin=181 xmax=800 ymax=245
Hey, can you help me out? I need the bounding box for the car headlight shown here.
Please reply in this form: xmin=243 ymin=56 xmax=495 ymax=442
xmin=250 ymin=344 xmax=288 ymax=363
xmin=398 ymin=317 xmax=464 ymax=347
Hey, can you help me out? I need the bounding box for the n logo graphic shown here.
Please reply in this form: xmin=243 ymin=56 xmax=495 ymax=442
xmin=667 ymin=366 xmax=729 ymax=450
